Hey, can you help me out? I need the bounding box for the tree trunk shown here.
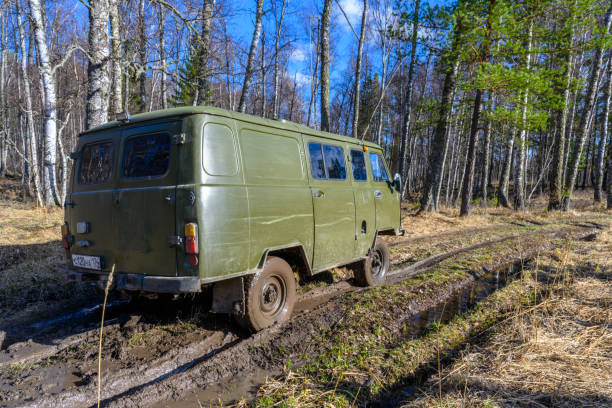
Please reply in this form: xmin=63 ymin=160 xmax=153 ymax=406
xmin=351 ymin=0 xmax=368 ymax=138
xmin=319 ymin=0 xmax=332 ymax=131
xmin=0 ymin=10 xmax=6 ymax=178
xmin=238 ymin=0 xmax=264 ymax=113
xmin=595 ymin=53 xmax=611 ymax=202
xmin=498 ymin=129 xmax=515 ymax=207
xmin=272 ymin=0 xmax=287 ymax=119
xmin=549 ymin=31 xmax=575 ymax=210
xmin=563 ymin=3 xmax=612 ymax=210
xmin=197 ymin=0 xmax=215 ymax=106
xmin=513 ymin=23 xmax=533 ymax=211
xmin=17 ymin=0 xmax=42 ymax=205
xmin=480 ymin=90 xmax=496 ymax=207
xmin=399 ymin=0 xmax=420 ymax=197
xmin=110 ymin=0 xmax=123 ymax=115
xmin=260 ymin=29 xmax=267 ymax=116
xmin=86 ymin=0 xmax=111 ymax=129
xmin=138 ymin=0 xmax=147 ymax=112
xmin=459 ymin=89 xmax=483 ymax=216
xmin=159 ymin=5 xmax=168 ymax=110
xmin=29 ymin=0 xmax=61 ymax=206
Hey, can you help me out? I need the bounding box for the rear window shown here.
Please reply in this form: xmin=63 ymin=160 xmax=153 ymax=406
xmin=79 ymin=141 xmax=114 ymax=185
xmin=122 ymin=133 xmax=171 ymax=178
xmin=369 ymin=152 xmax=389 ymax=182
xmin=308 ymin=142 xmax=346 ymax=180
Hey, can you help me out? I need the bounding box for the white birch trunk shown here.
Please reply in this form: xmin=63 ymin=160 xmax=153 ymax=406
xmin=238 ymin=0 xmax=264 ymax=113
xmin=351 ymin=0 xmax=368 ymax=139
xmin=110 ymin=0 xmax=123 ymax=115
xmin=272 ymin=0 xmax=287 ymax=119
xmin=86 ymin=0 xmax=111 ymax=129
xmin=513 ymin=23 xmax=533 ymax=210
xmin=17 ymin=0 xmax=42 ymax=205
xmin=28 ymin=0 xmax=61 ymax=206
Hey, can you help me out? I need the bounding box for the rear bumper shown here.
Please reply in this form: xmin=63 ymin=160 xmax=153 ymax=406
xmin=60 ymin=266 xmax=201 ymax=293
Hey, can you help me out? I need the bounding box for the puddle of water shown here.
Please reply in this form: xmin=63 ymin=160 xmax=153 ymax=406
xmin=385 ymin=261 xmax=528 ymax=405
xmin=398 ymin=262 xmax=522 ymax=341
xmin=28 ymin=299 xmax=129 ymax=330
xmin=155 ymin=366 xmax=275 ymax=408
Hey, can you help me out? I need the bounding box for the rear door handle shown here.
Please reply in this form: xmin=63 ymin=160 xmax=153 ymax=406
xmin=374 ymin=190 xmax=383 ymax=199
xmin=313 ymin=191 xmax=325 ymax=198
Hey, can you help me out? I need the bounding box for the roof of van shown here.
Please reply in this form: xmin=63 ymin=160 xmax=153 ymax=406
xmin=80 ymin=106 xmax=382 ymax=149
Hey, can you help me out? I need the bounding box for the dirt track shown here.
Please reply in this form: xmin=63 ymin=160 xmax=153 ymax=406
xmin=0 ymin=214 xmax=609 ymax=407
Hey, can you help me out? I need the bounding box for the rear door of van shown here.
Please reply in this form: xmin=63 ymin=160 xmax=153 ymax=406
xmin=69 ymin=130 xmax=119 ymax=273
xmin=113 ymin=120 xmax=181 ymax=276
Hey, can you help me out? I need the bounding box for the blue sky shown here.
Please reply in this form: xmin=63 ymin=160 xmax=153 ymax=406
xmin=227 ymin=0 xmax=451 ymax=92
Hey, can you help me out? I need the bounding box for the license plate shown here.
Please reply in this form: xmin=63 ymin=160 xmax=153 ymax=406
xmin=72 ymin=254 xmax=102 ymax=270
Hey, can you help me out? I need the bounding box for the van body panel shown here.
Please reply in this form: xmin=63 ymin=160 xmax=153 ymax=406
xmin=237 ymin=123 xmax=314 ymax=271
xmin=194 ymin=115 xmax=250 ymax=280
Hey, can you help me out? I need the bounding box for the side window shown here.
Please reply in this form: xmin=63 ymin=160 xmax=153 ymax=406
xmin=203 ymin=123 xmax=238 ymax=176
xmin=79 ymin=141 xmax=114 ymax=185
xmin=350 ymin=149 xmax=368 ymax=181
xmin=123 ymin=133 xmax=171 ymax=178
xmin=308 ymin=143 xmax=326 ymax=179
xmin=368 ymin=152 xmax=389 ymax=182
xmin=323 ymin=145 xmax=346 ymax=180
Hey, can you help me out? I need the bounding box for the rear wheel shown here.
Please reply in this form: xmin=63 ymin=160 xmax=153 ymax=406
xmin=355 ymin=240 xmax=389 ymax=286
xmin=237 ymin=256 xmax=296 ymax=332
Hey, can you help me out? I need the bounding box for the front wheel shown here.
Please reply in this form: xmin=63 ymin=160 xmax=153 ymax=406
xmin=237 ymin=256 xmax=296 ymax=332
xmin=354 ymin=241 xmax=389 ymax=286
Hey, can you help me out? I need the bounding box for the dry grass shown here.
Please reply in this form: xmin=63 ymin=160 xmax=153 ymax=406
xmin=405 ymin=226 xmax=612 ymax=408
xmin=400 ymin=189 xmax=609 ymax=238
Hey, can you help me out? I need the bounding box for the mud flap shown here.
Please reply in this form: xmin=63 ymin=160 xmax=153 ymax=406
xmin=211 ymin=276 xmax=245 ymax=315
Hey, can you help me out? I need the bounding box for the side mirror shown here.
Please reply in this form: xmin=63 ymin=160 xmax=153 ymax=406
xmin=393 ymin=173 xmax=401 ymax=192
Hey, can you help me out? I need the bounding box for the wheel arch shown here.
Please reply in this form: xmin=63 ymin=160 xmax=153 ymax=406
xmin=257 ymin=244 xmax=313 ymax=282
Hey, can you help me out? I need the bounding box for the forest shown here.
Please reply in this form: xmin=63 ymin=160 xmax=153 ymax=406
xmin=0 ymin=0 xmax=611 ymax=213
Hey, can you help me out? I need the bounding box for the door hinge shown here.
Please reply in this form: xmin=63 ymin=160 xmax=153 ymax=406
xmin=173 ymin=133 xmax=186 ymax=145
xmin=168 ymin=235 xmax=184 ymax=247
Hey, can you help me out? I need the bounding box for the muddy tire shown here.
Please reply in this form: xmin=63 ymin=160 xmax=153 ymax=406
xmin=354 ymin=241 xmax=389 ymax=286
xmin=237 ymin=256 xmax=296 ymax=332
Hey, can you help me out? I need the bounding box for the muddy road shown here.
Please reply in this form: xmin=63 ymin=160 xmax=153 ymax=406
xmin=0 ymin=215 xmax=609 ymax=407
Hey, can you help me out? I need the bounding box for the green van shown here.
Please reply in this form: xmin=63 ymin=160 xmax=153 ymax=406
xmin=62 ymin=107 xmax=402 ymax=331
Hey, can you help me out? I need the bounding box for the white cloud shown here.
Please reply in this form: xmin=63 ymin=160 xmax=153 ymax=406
xmin=337 ymin=0 xmax=363 ymax=31
xmin=290 ymin=47 xmax=307 ymax=62
xmin=294 ymin=72 xmax=312 ymax=86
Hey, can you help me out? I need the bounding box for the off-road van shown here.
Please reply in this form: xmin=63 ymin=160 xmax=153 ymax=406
xmin=62 ymin=107 xmax=402 ymax=331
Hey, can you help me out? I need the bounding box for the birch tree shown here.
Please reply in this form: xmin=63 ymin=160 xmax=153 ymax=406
xmin=351 ymin=0 xmax=368 ymax=138
xmin=86 ymin=0 xmax=111 ymax=129
xmin=595 ymin=53 xmax=611 ymax=202
xmin=272 ymin=0 xmax=288 ymax=119
xmin=238 ymin=0 xmax=264 ymax=113
xmin=109 ymin=0 xmax=122 ymax=115
xmin=319 ymin=0 xmax=332 ymax=131
xmin=197 ymin=0 xmax=215 ymax=106
xmin=28 ymin=0 xmax=61 ymax=206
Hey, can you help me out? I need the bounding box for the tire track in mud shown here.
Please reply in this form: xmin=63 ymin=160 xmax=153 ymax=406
xmin=0 ymin=225 xmax=521 ymax=370
xmin=3 ymin=223 xmax=603 ymax=408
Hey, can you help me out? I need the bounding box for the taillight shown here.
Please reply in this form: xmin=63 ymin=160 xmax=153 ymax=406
xmin=184 ymin=223 xmax=199 ymax=254
xmin=61 ymin=223 xmax=71 ymax=259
